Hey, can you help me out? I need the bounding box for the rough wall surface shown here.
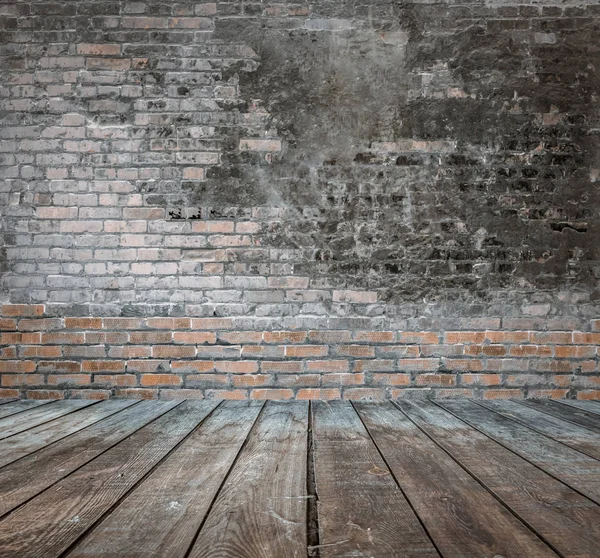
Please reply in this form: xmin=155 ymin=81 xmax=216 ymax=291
xmin=0 ymin=0 xmax=599 ymax=400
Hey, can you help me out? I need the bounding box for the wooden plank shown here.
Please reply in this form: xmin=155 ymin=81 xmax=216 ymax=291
xmin=0 ymin=397 xmax=18 ymax=405
xmin=397 ymin=399 xmax=600 ymax=558
xmin=355 ymin=401 xmax=557 ymax=558
xmin=0 ymin=399 xmax=137 ymax=468
xmin=559 ymin=399 xmax=600 ymax=416
xmin=440 ymin=400 xmax=600 ymax=505
xmin=0 ymin=399 xmax=218 ymax=558
xmin=0 ymin=399 xmax=52 ymax=420
xmin=480 ymin=400 xmax=600 ymax=461
xmin=0 ymin=400 xmax=96 ymax=440
xmin=188 ymin=401 xmax=309 ymax=558
xmin=310 ymin=401 xmax=438 ymax=558
xmin=521 ymin=399 xmax=600 ymax=432
xmin=69 ymin=401 xmax=263 ymax=558
xmin=0 ymin=400 xmax=179 ymax=517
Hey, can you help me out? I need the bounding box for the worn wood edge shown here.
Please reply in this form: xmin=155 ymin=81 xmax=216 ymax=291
xmin=60 ymin=400 xmax=223 ymax=558
xmin=181 ymin=401 xmax=267 ymax=558
xmin=438 ymin=399 xmax=600 ymax=506
xmin=0 ymin=400 xmax=220 ymax=558
xmin=520 ymin=399 xmax=600 ymax=433
xmin=395 ymin=399 xmax=593 ymax=558
xmin=0 ymin=399 xmax=56 ymax=420
xmin=558 ymin=400 xmax=600 ymax=417
xmin=67 ymin=401 xmax=263 ymax=558
xmin=0 ymin=398 xmax=18 ymax=405
xmin=352 ymin=402 xmax=444 ymax=557
xmin=0 ymin=399 xmax=184 ymax=521
xmin=477 ymin=399 xmax=600 ymax=463
xmin=358 ymin=401 xmax=558 ymax=558
xmin=187 ymin=401 xmax=309 ymax=558
xmin=0 ymin=399 xmax=140 ymax=470
xmin=0 ymin=400 xmax=99 ymax=441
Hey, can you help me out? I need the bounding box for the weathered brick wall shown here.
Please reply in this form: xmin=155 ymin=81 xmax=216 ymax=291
xmin=1 ymin=304 xmax=599 ymax=400
xmin=1 ymin=0 xmax=599 ymax=400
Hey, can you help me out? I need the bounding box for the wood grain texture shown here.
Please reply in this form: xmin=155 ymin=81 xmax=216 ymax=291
xmin=0 ymin=399 xmax=137 ymax=468
xmin=69 ymin=401 xmax=262 ymax=558
xmin=0 ymin=399 xmax=598 ymax=558
xmin=559 ymin=400 xmax=600 ymax=416
xmin=0 ymin=400 xmax=177 ymax=518
xmin=355 ymin=401 xmax=557 ymax=558
xmin=0 ymin=398 xmax=18 ymax=404
xmin=440 ymin=400 xmax=600 ymax=505
xmin=0 ymin=400 xmax=95 ymax=440
xmin=312 ymin=401 xmax=439 ymax=558
xmin=521 ymin=399 xmax=600 ymax=432
xmin=397 ymin=399 xmax=600 ymax=558
xmin=188 ymin=401 xmax=309 ymax=558
xmin=0 ymin=399 xmax=53 ymax=420
xmin=0 ymin=400 xmax=218 ymax=558
xmin=480 ymin=400 xmax=600 ymax=461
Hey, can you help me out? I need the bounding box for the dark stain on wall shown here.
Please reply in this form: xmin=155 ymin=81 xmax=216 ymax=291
xmin=1 ymin=0 xmax=599 ymax=320
xmin=187 ymin=3 xmax=600 ymax=305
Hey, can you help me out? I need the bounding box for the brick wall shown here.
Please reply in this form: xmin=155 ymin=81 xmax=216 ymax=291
xmin=0 ymin=304 xmax=598 ymax=400
xmin=1 ymin=1 xmax=599 ymax=400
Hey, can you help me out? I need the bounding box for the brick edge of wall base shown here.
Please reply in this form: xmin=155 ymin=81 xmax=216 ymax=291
xmin=0 ymin=305 xmax=598 ymax=401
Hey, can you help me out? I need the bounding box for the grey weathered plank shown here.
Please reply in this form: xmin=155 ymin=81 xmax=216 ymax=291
xmin=559 ymin=399 xmax=600 ymax=416
xmin=0 ymin=398 xmax=18 ymax=406
xmin=397 ymin=399 xmax=600 ymax=558
xmin=188 ymin=401 xmax=309 ymax=558
xmin=480 ymin=400 xmax=600 ymax=461
xmin=521 ymin=399 xmax=600 ymax=432
xmin=0 ymin=400 xmax=218 ymax=558
xmin=311 ymin=401 xmax=439 ymax=557
xmin=440 ymin=400 xmax=600 ymax=505
xmin=68 ymin=401 xmax=262 ymax=558
xmin=0 ymin=399 xmax=53 ymax=420
xmin=0 ymin=400 xmax=178 ymax=518
xmin=0 ymin=400 xmax=96 ymax=440
xmin=0 ymin=399 xmax=137 ymax=468
xmin=355 ymin=401 xmax=557 ymax=558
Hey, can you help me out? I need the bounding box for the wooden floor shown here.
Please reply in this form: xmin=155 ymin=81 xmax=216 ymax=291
xmin=0 ymin=398 xmax=600 ymax=557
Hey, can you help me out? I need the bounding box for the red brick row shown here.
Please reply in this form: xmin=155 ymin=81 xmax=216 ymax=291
xmin=0 ymin=306 xmax=598 ymax=400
